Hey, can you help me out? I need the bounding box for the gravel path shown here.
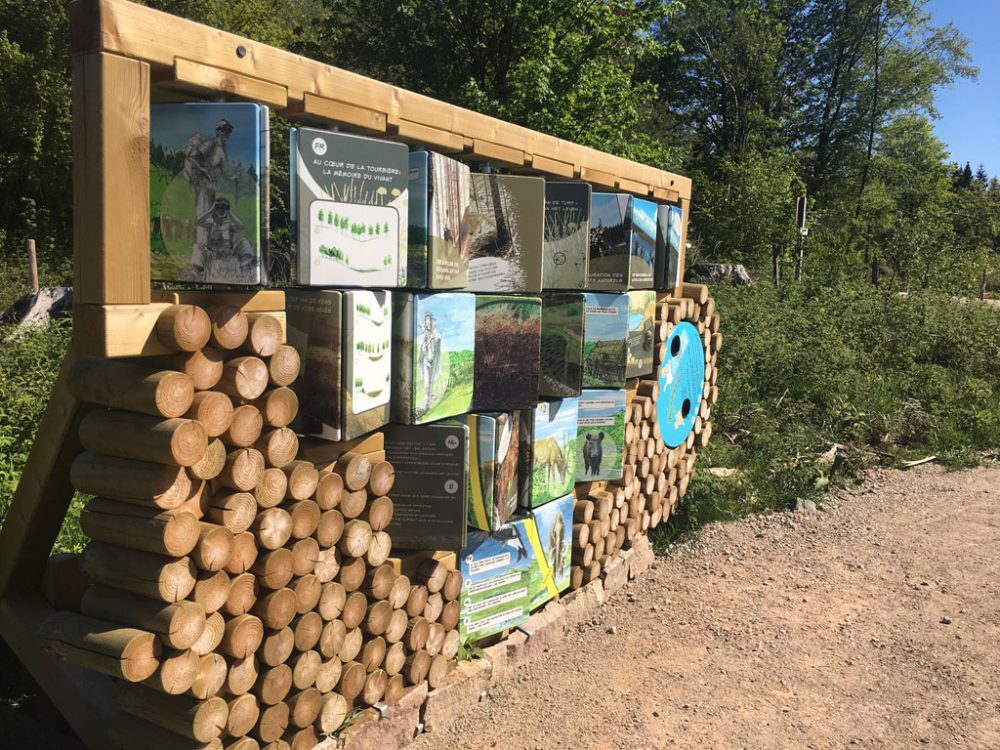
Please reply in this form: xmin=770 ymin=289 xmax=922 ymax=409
xmin=410 ymin=465 xmax=1000 ymax=750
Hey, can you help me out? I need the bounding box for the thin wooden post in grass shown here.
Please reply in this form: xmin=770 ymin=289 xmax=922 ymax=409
xmin=27 ymin=238 xmax=39 ymax=293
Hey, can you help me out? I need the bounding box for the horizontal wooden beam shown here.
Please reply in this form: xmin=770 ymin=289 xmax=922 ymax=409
xmin=69 ymin=0 xmax=692 ymax=202
xmin=153 ymin=57 xmax=289 ymax=108
xmin=388 ymin=119 xmax=464 ymax=153
xmin=0 ymin=594 xmax=117 ymax=750
xmin=281 ymin=93 xmax=387 ymax=135
xmin=75 ymin=301 xmax=286 ymax=358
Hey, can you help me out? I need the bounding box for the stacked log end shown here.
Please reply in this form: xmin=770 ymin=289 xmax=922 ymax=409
xmin=38 ymin=303 xmax=456 ymax=749
xmin=570 ymin=285 xmax=722 ymax=589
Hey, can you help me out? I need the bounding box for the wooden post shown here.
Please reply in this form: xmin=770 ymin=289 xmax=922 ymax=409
xmin=71 ymin=51 xmax=151 ymax=305
xmin=27 ymin=238 xmax=39 ymax=293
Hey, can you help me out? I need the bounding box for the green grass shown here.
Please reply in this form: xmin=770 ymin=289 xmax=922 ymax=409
xmin=651 ymin=281 xmax=1000 ymax=550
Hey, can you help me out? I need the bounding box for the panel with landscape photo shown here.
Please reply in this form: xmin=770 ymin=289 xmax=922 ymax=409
xmin=466 ymin=174 xmax=544 ymax=292
xmin=524 ymin=398 xmax=578 ymax=508
xmin=150 ymin=102 xmax=267 ymax=284
xmin=587 ymin=193 xmax=631 ymax=290
xmin=538 ymin=293 xmax=585 ymax=398
xmin=473 ymin=295 xmax=542 ymax=411
xmin=629 ymin=197 xmax=658 ymax=289
xmin=582 ymin=292 xmax=629 ymax=388
xmin=625 ymin=290 xmax=656 ymax=378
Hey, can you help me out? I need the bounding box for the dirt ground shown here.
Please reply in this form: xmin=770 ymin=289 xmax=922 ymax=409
xmin=410 ymin=465 xmax=1000 ymax=750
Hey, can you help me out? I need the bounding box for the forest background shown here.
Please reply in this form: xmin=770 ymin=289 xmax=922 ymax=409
xmin=1 ymin=0 xmax=999 ymax=549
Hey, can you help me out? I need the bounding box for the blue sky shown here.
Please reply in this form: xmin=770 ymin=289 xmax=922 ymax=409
xmin=928 ymin=0 xmax=1000 ymax=175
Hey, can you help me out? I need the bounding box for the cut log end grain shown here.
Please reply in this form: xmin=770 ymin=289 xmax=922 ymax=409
xmin=383 ymin=609 xmax=408 ymax=646
xmin=79 ymin=411 xmax=207 ymax=467
xmin=227 ymin=693 xmax=261 ymax=738
xmin=442 ymin=569 xmax=463 ymax=602
xmin=228 ymin=655 xmax=260 ymax=698
xmin=333 ymin=452 xmax=372 ymax=491
xmin=318 ymin=619 xmax=346 ymax=661
xmin=256 ymin=663 xmax=293 ymax=706
xmin=366 ymin=461 xmax=395 ymax=497
xmin=244 ymin=314 xmax=284 ymax=358
xmin=360 ymin=496 xmax=393 ymax=533
xmin=292 ymin=611 xmax=323 ymax=652
xmin=209 ymin=305 xmax=249 ymax=351
xmin=251 ymin=548 xmax=294 ymax=590
xmin=193 ymin=522 xmax=235 ymax=572
xmin=81 ymin=585 xmax=206 ymax=651
xmin=282 ymin=461 xmax=318 ymax=501
xmin=337 ymin=520 xmax=373 ymax=559
xmin=207 ymin=491 xmax=257 ymax=535
xmin=70 ymin=453 xmax=192 ymax=510
xmin=219 ymin=357 xmax=269 ymax=401
xmin=219 ymin=449 xmax=266 ymax=493
xmin=267 ymin=345 xmax=301 ymax=388
xmin=338 ymin=557 xmax=368 ymax=594
xmin=80 ymin=498 xmax=200 ymax=558
xmin=71 ymin=358 xmax=195 ymax=419
xmin=83 ymin=543 xmax=197 ymax=603
xmin=255 ymin=468 xmax=289 ymax=509
xmin=362 ymin=564 xmax=396 ymax=601
xmin=254 ymin=387 xmax=298 ymax=429
xmin=338 ymin=627 xmax=363 ymax=663
xmin=313 ymin=548 xmax=341 ymax=584
xmin=224 ymin=405 xmax=264 ymax=448
xmin=252 ymin=508 xmax=293 ymax=551
xmin=365 ymin=531 xmax=392 ymax=568
xmin=360 ymin=635 xmax=387 ymax=673
xmin=226 ymin=531 xmax=259 ymax=575
xmin=224 ymin=573 xmax=258 ymax=617
xmin=169 ymin=347 xmax=225 ymax=391
xmin=383 ymin=641 xmax=406 ymax=677
xmin=38 ymin=611 xmax=162 ymax=682
xmin=336 ymin=660 xmax=367 ymax=701
xmin=423 ymin=592 xmax=443 ymax=623
xmin=383 ymin=673 xmax=405 ymax=706
xmin=314 ymin=692 xmax=348 ymax=735
xmin=190 ymin=611 xmax=225 ymax=657
xmin=289 ymin=538 xmax=319 ymax=580
xmin=313 ymin=657 xmax=342 ymax=695
xmin=255 ymin=428 xmax=299 ymax=469
xmin=427 ymin=654 xmax=450 ymax=689
xmin=291 ymin=574 xmax=321 ymax=615
xmin=189 ymin=652 xmax=227 ymax=700
xmin=287 ymin=688 xmax=322 ymax=730
xmin=405 ymin=585 xmax=429 ymax=619
xmin=417 ymin=559 xmax=449 ymax=594
xmin=155 ymin=305 xmax=212 ymax=353
xmin=339 ymin=489 xmax=368 ymax=520
xmin=424 ymin=622 xmax=445 ymax=657
xmin=314 ymin=471 xmax=343 ymax=511
xmin=143 ymin=648 xmax=201 ymax=695
xmin=439 ymin=600 xmax=460 ymax=631
xmin=255 ymin=701 xmax=289 ymax=744
xmin=114 ymin=684 xmax=229 ymax=743
xmin=402 ymin=650 xmax=430 ymax=686
xmin=191 ymin=439 xmax=227 ymax=481
xmin=261 ymin=627 xmax=294 ymax=669
xmin=388 ymin=574 xmax=411 ymax=611
xmin=404 ymin=616 xmax=430 ymax=652
xmin=290 ymin=650 xmax=321 ymax=691
xmin=251 ymin=587 xmax=297 ymax=630
xmin=192 ymin=570 xmax=231 ymax=616
xmin=441 ymin=628 xmax=461 ymax=661
xmin=185 ymin=391 xmax=235 ymax=439
xmin=363 ymin=668 xmax=388 ymax=705
xmin=221 ymin=614 xmax=264 ymax=660
xmin=315 ymin=509 xmax=344 ymax=550
xmin=285 ymin=500 xmax=320 ymax=541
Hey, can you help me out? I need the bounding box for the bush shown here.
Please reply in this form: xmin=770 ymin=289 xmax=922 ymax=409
xmin=653 ymin=281 xmax=1000 ymax=546
xmin=0 ymin=318 xmax=86 ymax=553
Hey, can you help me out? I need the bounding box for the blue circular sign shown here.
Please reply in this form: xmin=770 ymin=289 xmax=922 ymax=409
xmin=658 ymin=321 xmax=706 ymax=448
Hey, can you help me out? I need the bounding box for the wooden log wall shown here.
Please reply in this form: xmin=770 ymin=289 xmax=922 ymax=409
xmin=37 ymin=303 xmax=463 ymax=749
xmin=570 ymin=284 xmax=723 ymax=589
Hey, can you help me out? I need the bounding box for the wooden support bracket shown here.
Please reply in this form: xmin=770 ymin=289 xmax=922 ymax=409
xmin=281 ymin=93 xmax=388 ymax=135
xmin=153 ymin=57 xmax=290 ymax=108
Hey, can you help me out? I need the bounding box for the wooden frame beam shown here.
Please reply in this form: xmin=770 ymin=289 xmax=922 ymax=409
xmin=68 ymin=0 xmax=692 ymax=202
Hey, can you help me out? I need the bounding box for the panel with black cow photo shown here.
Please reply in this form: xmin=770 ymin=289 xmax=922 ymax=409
xmin=575 ymin=389 xmax=626 ymax=481
xmin=519 ymin=398 xmax=578 ymax=509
